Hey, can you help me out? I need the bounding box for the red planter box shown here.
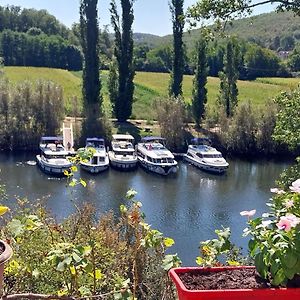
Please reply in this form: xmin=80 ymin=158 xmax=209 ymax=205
xmin=169 ymin=266 xmax=300 ymax=300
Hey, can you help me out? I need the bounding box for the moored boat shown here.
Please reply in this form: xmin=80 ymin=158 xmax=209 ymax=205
xmin=136 ymin=136 xmax=178 ymax=176
xmin=78 ymin=138 xmax=109 ymax=174
xmin=36 ymin=136 xmax=73 ymax=176
xmin=184 ymin=138 xmax=229 ymax=174
xmin=108 ymin=134 xmax=137 ymax=170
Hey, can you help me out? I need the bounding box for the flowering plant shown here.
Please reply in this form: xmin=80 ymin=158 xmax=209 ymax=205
xmin=242 ymin=179 xmax=300 ymax=286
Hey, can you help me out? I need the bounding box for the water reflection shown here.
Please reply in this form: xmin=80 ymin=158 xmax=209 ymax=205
xmin=0 ymin=153 xmax=292 ymax=265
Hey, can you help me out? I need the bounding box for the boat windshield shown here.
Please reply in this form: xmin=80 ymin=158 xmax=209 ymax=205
xmin=114 ymin=151 xmax=134 ymax=156
xmin=87 ymin=141 xmax=104 ymax=148
xmin=201 ymin=154 xmax=223 ymax=159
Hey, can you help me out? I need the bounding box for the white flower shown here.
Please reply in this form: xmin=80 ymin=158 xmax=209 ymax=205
xmin=240 ymin=210 xmax=256 ymax=217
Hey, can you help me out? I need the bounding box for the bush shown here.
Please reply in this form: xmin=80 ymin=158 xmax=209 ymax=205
xmin=155 ymin=96 xmax=186 ymax=152
xmin=3 ymin=190 xmax=179 ymax=299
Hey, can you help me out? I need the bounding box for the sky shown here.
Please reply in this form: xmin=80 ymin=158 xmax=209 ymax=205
xmin=0 ymin=0 xmax=277 ymax=36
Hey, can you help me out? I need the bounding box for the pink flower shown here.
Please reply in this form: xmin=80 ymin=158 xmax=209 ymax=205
xmin=276 ymin=217 xmax=292 ymax=232
xmin=270 ymin=188 xmax=285 ymax=194
xmin=289 ymin=179 xmax=300 ymax=193
xmin=240 ymin=210 xmax=256 ymax=217
xmin=276 ymin=214 xmax=300 ymax=232
xmin=286 ymin=213 xmax=300 ymax=227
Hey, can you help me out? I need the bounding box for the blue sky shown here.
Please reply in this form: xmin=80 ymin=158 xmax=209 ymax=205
xmin=0 ymin=0 xmax=276 ymax=36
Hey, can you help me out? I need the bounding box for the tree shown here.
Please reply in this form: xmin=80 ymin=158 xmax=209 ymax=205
xmin=218 ymin=38 xmax=240 ymax=118
xmin=169 ymin=0 xmax=185 ymax=98
xmin=80 ymin=0 xmax=102 ymax=138
xmin=288 ymin=44 xmax=300 ymax=71
xmin=273 ymin=88 xmax=300 ymax=150
xmin=187 ymin=1 xmax=300 ymax=23
xmin=191 ymin=37 xmax=208 ymax=127
xmin=110 ymin=0 xmax=135 ymax=122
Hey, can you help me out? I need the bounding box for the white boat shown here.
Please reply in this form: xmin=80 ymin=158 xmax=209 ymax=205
xmin=78 ymin=138 xmax=109 ymax=174
xmin=108 ymin=134 xmax=137 ymax=170
xmin=36 ymin=136 xmax=73 ymax=176
xmin=136 ymin=136 xmax=178 ymax=176
xmin=184 ymin=138 xmax=229 ymax=174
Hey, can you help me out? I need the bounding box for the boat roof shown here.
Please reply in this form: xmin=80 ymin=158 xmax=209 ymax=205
xmin=40 ymin=136 xmax=63 ymax=142
xmin=112 ymin=134 xmax=134 ymax=140
xmin=189 ymin=144 xmax=221 ymax=154
xmin=141 ymin=136 xmax=166 ymax=142
xmin=86 ymin=137 xmax=104 ymax=142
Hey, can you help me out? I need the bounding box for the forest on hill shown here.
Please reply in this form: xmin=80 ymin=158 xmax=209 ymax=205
xmin=1 ymin=5 xmax=300 ymax=78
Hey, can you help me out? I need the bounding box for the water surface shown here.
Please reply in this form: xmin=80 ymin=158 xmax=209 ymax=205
xmin=0 ymin=153 xmax=291 ymax=265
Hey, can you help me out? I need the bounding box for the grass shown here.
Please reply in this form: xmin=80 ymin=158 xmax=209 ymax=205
xmin=3 ymin=67 xmax=298 ymax=120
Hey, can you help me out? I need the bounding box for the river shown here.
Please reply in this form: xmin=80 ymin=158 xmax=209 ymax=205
xmin=0 ymin=152 xmax=292 ymax=265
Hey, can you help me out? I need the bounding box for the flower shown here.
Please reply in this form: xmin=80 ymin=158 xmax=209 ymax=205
xmin=240 ymin=210 xmax=256 ymax=217
xmin=276 ymin=216 xmax=293 ymax=232
xmin=285 ymin=199 xmax=294 ymax=208
xmin=242 ymin=184 xmax=300 ymax=286
xmin=289 ymin=179 xmax=300 ymax=193
xmin=270 ymin=187 xmax=285 ymax=194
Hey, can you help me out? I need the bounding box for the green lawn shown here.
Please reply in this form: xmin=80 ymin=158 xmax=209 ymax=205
xmin=3 ymin=67 xmax=297 ymax=120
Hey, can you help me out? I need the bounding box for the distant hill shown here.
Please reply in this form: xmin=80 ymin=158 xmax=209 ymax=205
xmin=133 ymin=11 xmax=300 ymax=51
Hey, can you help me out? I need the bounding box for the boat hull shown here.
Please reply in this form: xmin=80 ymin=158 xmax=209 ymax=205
xmin=184 ymin=155 xmax=228 ymax=174
xmin=36 ymin=155 xmax=72 ymax=176
xmin=80 ymin=162 xmax=109 ymax=174
xmin=108 ymin=152 xmax=137 ymax=170
xmin=138 ymin=157 xmax=178 ymax=176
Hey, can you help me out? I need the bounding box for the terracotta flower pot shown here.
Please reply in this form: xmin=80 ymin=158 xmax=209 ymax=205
xmin=169 ymin=266 xmax=300 ymax=300
xmin=0 ymin=240 xmax=13 ymax=292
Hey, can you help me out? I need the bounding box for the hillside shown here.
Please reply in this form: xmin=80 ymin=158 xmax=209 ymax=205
xmin=135 ymin=11 xmax=300 ymax=51
xmin=3 ymin=67 xmax=300 ymax=120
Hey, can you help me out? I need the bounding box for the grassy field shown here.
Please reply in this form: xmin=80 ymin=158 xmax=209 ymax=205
xmin=4 ymin=67 xmax=300 ymax=120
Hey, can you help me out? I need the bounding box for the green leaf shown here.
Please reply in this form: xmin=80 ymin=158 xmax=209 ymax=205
xmin=7 ymin=219 xmax=25 ymax=237
xmin=72 ymin=252 xmax=82 ymax=263
xmin=272 ymin=268 xmax=287 ymax=286
xmin=56 ymin=261 xmax=66 ymax=272
xmin=126 ymin=189 xmax=137 ymax=200
xmin=254 ymin=252 xmax=267 ymax=279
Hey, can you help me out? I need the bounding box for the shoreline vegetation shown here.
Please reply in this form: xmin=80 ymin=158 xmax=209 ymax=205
xmin=0 ymin=66 xmax=299 ymax=159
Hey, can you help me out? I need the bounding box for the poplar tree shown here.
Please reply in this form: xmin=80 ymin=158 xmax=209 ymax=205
xmin=192 ymin=37 xmax=208 ymax=127
xmin=110 ymin=0 xmax=135 ymax=122
xmin=169 ymin=0 xmax=185 ymax=98
xmin=218 ymin=38 xmax=240 ymax=118
xmin=80 ymin=0 xmax=102 ymax=136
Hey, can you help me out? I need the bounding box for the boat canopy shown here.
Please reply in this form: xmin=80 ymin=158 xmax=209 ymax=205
xmin=86 ymin=137 xmax=104 ymax=143
xmin=190 ymin=137 xmax=211 ymax=145
xmin=40 ymin=136 xmax=63 ymax=142
xmin=141 ymin=136 xmax=166 ymax=143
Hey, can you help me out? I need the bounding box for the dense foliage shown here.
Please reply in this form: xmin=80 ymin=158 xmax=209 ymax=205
xmin=110 ymin=0 xmax=135 ymax=122
xmin=0 ymin=5 xmax=70 ymax=38
xmin=0 ymin=30 xmax=82 ymax=71
xmin=169 ymin=0 xmax=185 ymax=97
xmin=3 ymin=191 xmax=178 ymax=300
xmin=0 ymin=5 xmax=81 ymax=71
xmin=0 ymin=79 xmax=64 ymax=150
xmin=155 ymin=96 xmax=186 ymax=152
xmin=273 ymin=87 xmax=300 ymax=150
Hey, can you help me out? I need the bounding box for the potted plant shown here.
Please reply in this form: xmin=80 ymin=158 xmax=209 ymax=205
xmin=169 ymin=179 xmax=300 ymax=300
xmin=0 ymin=206 xmax=12 ymax=292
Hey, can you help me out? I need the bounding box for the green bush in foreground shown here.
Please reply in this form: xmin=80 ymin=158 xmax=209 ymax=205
xmin=3 ymin=191 xmax=179 ymax=300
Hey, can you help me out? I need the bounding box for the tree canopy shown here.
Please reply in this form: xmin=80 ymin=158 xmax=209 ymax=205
xmin=187 ymin=0 xmax=300 ymax=23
